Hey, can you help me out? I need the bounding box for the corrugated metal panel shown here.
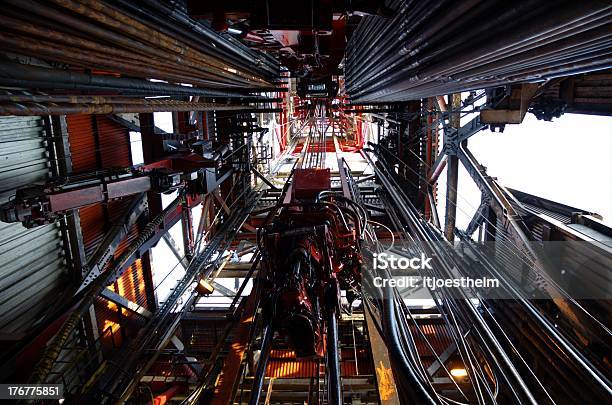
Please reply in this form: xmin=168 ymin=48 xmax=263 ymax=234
xmin=266 ymin=350 xmax=317 ymax=378
xmin=66 ymin=114 xmax=96 ymax=173
xmin=79 ymin=204 xmax=106 ymax=258
xmin=94 ymin=295 xmax=123 ymax=350
xmin=66 ymin=114 xmax=131 ymax=172
xmin=114 ymin=259 xmax=150 ymax=310
xmin=0 ymin=116 xmax=49 ymax=198
xmin=410 ymin=323 xmax=454 ymax=368
xmin=95 ymin=264 xmax=149 ymax=350
xmin=66 ymin=114 xmax=147 ymax=345
xmin=96 ymin=116 xmax=131 ymax=168
xmin=0 ymin=116 xmax=67 ymax=334
xmin=522 ymin=202 xmax=571 ymax=224
xmin=340 ymin=348 xmax=373 ymax=376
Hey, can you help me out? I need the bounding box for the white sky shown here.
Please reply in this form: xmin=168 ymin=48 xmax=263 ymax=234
xmin=437 ymin=113 xmax=612 ymax=229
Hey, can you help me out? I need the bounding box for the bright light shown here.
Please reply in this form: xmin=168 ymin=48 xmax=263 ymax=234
xmin=450 ymin=368 xmax=468 ymax=378
xmin=227 ymin=27 xmax=243 ymax=35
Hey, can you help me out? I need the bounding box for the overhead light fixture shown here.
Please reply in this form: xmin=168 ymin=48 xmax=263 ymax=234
xmin=450 ymin=368 xmax=468 ymax=378
xmin=227 ymin=27 xmax=243 ymax=35
xmin=196 ymin=278 xmax=214 ymax=295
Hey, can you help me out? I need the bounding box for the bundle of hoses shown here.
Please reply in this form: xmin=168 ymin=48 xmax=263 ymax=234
xmin=345 ymin=0 xmax=612 ymax=102
xmin=363 ymin=146 xmax=612 ymax=403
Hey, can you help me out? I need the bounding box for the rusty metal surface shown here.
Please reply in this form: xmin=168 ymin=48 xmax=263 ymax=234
xmin=0 ymin=101 xmax=253 ymax=116
xmin=66 ymin=115 xmax=96 ymax=173
xmin=364 ymin=307 xmax=399 ymax=405
xmin=265 ymin=350 xmax=318 ymax=379
xmin=106 ymin=177 xmax=151 ymax=200
xmin=48 ymin=186 xmax=104 ymax=212
xmin=3 ymin=0 xmax=276 ymax=88
xmin=210 ymin=282 xmax=260 ymax=405
xmin=531 ymin=70 xmax=612 ymax=118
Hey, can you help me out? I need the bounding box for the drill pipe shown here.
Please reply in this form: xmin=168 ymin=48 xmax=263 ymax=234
xmin=3 ymin=0 xmax=278 ymax=89
xmin=0 ymin=102 xmax=281 ymax=115
xmin=0 ymin=62 xmax=278 ymax=98
xmin=345 ymin=0 xmax=612 ymax=102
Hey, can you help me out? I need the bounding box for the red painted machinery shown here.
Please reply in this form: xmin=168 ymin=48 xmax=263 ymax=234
xmin=259 ymin=168 xmax=362 ymax=357
xmin=0 ymin=144 xmax=233 ymax=228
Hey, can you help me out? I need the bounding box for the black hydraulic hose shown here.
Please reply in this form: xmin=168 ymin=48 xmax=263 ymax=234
xmin=248 ymin=325 xmax=274 ymax=405
xmin=457 ymin=233 xmax=612 ymax=396
xmin=382 ymin=270 xmax=437 ymax=404
xmin=366 ymin=147 xmax=541 ymax=403
xmin=326 ymin=310 xmax=343 ymax=405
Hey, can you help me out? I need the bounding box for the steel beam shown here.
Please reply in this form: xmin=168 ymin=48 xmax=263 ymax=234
xmin=443 ymin=95 xmax=461 ymax=242
xmin=100 ymin=289 xmax=153 ymax=319
xmin=163 ymin=233 xmax=189 ymax=268
xmin=364 ymin=306 xmax=400 ymax=405
xmin=464 ymin=197 xmax=490 ymax=237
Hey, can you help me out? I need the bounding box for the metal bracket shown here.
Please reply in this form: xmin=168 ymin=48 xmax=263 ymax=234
xmin=442 ymin=116 xmax=487 ymax=155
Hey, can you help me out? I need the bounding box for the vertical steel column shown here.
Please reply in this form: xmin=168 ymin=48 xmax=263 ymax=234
xmin=444 ymin=157 xmax=458 ymax=242
xmin=139 ymin=112 xmax=164 ymax=312
xmin=181 ymin=199 xmax=195 ymax=260
xmin=140 ymin=112 xmax=164 ymax=214
xmin=443 ymin=94 xmax=461 ymax=242
xmin=327 ymin=310 xmax=342 ymax=405
xmin=425 ymin=98 xmax=435 ymax=221
xmin=46 ymin=115 xmax=96 ymax=342
xmin=45 ymin=115 xmax=88 ymax=279
xmin=248 ymin=325 xmax=274 ymax=405
xmin=140 ymin=251 xmax=158 ymax=312
xmin=51 ymin=116 xmax=73 ymax=177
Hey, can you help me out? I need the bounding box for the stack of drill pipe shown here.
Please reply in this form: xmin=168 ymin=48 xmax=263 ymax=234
xmin=0 ymin=0 xmax=280 ymax=91
xmin=345 ymin=0 xmax=612 ymax=103
xmin=0 ymin=99 xmax=282 ymax=115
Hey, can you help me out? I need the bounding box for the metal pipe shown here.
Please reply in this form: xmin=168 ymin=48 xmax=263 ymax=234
xmin=248 ymin=325 xmax=274 ymax=405
xmin=326 ymin=309 xmax=343 ymax=405
xmin=346 ymin=0 xmax=612 ymax=102
xmin=381 ymin=273 xmax=437 ymax=404
xmin=0 ymin=61 xmax=270 ymax=98
xmin=4 ymin=0 xmax=278 ymax=89
xmin=0 ymin=31 xmax=248 ymax=89
xmin=0 ymin=14 xmax=248 ymax=87
xmin=0 ymin=101 xmax=280 ymax=115
xmin=48 ymin=0 xmax=270 ymax=86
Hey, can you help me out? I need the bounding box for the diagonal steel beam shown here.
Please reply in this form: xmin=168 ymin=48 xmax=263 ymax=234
xmin=77 ymin=194 xmax=148 ymax=293
xmin=100 ymin=289 xmax=152 ymax=319
xmin=464 ymin=197 xmax=491 ymax=237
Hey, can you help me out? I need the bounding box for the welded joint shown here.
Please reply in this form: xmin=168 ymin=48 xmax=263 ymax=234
xmin=442 ymin=116 xmax=486 ymax=156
